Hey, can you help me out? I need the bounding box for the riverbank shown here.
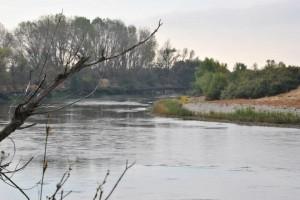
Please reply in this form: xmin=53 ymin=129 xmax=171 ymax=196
xmin=152 ymin=97 xmax=300 ymax=128
xmin=0 ymin=87 xmax=186 ymax=104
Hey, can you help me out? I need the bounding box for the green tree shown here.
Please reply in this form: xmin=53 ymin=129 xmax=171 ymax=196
xmin=194 ymin=58 xmax=229 ymax=99
xmin=195 ymin=72 xmax=228 ymax=100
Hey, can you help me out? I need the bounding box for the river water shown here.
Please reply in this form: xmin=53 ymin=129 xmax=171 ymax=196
xmin=0 ymin=96 xmax=300 ymax=200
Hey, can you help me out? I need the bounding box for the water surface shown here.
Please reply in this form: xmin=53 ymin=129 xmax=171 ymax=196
xmin=0 ymin=96 xmax=299 ymax=200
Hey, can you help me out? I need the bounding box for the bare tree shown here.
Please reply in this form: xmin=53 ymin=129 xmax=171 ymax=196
xmin=0 ymin=14 xmax=162 ymax=142
xmin=156 ymin=40 xmax=178 ymax=69
xmin=0 ymin=14 xmax=161 ymax=200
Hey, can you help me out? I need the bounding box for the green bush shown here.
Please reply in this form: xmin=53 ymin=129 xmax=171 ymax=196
xmin=194 ymin=58 xmax=229 ymax=99
xmin=194 ymin=60 xmax=300 ymax=100
xmin=152 ymin=99 xmax=193 ymax=116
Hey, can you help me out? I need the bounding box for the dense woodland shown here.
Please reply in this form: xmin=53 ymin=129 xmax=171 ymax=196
xmin=0 ymin=14 xmax=198 ymax=97
xmin=0 ymin=14 xmax=300 ymax=100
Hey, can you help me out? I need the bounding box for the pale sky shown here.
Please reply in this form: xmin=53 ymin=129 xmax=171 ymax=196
xmin=0 ymin=0 xmax=299 ymax=67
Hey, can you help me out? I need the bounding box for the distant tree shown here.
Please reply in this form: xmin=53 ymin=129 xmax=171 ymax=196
xmin=195 ymin=57 xmax=228 ymax=78
xmin=221 ymin=61 xmax=300 ymax=99
xmin=172 ymin=59 xmax=199 ymax=88
xmin=181 ymin=48 xmax=188 ymax=61
xmin=195 ymin=72 xmax=228 ymax=100
xmin=0 ymin=23 xmax=14 ymax=48
xmin=266 ymin=59 xmax=276 ymax=68
xmin=233 ymin=62 xmax=247 ymax=72
xmin=156 ymin=40 xmax=178 ymax=69
xmin=194 ymin=58 xmax=229 ymax=98
xmin=0 ymin=47 xmax=10 ymax=86
xmin=189 ymin=50 xmax=195 ymax=60
xmin=0 ymin=24 xmax=14 ymax=89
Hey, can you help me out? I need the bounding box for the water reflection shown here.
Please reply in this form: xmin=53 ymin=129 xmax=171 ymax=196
xmin=0 ymin=96 xmax=300 ymax=200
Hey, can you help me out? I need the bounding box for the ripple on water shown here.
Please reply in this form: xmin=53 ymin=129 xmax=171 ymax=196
xmin=102 ymin=107 xmax=147 ymax=113
xmin=70 ymin=100 xmax=149 ymax=107
xmin=1 ymin=97 xmax=300 ymax=200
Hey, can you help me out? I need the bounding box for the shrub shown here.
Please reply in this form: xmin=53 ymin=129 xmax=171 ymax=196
xmin=152 ymin=99 xmax=193 ymax=116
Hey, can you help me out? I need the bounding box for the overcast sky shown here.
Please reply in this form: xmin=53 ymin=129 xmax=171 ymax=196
xmin=0 ymin=0 xmax=299 ymax=67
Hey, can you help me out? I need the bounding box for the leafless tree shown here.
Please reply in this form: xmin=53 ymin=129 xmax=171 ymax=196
xmin=0 ymin=14 xmax=162 ymax=143
xmin=156 ymin=40 xmax=179 ymax=70
xmin=0 ymin=14 xmax=161 ymax=199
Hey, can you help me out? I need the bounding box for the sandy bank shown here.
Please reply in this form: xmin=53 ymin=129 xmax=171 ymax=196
xmin=183 ymin=102 xmax=300 ymax=115
xmin=184 ymin=87 xmax=300 ymax=115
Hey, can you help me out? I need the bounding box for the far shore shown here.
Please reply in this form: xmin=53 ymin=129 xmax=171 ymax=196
xmin=183 ymin=100 xmax=300 ymax=115
xmin=152 ymin=112 xmax=300 ymax=129
xmin=152 ymin=96 xmax=300 ymax=128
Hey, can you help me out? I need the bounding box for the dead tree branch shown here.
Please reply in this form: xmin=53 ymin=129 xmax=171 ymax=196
xmin=93 ymin=170 xmax=110 ymax=200
xmin=0 ymin=20 xmax=162 ymax=143
xmin=104 ymin=160 xmax=135 ymax=200
xmin=0 ymin=138 xmax=34 ymax=199
xmin=0 ymin=172 xmax=30 ymax=200
xmin=39 ymin=118 xmax=50 ymax=200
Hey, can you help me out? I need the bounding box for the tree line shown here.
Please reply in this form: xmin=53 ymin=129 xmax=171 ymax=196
xmin=194 ymin=58 xmax=300 ymax=100
xmin=1 ymin=14 xmax=299 ymax=100
xmin=0 ymin=15 xmax=198 ymax=96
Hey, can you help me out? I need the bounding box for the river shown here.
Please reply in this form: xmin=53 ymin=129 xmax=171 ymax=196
xmin=0 ymin=96 xmax=300 ymax=200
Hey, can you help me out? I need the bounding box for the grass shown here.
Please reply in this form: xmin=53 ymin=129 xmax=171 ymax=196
xmin=152 ymin=99 xmax=193 ymax=117
xmin=153 ymin=99 xmax=300 ymax=125
xmin=201 ymin=107 xmax=300 ymax=125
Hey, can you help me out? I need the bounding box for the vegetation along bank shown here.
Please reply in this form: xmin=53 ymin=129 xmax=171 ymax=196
xmin=152 ymin=93 xmax=300 ymax=127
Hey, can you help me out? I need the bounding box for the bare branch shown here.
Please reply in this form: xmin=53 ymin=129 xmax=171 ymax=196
xmin=0 ymin=20 xmax=162 ymax=143
xmin=84 ymin=20 xmax=162 ymax=67
xmin=24 ymin=70 xmax=32 ymax=96
xmin=37 ymin=12 xmax=64 ymax=82
xmin=0 ymin=172 xmax=30 ymax=200
xmin=1 ymin=157 xmax=34 ymax=174
xmin=65 ymin=32 xmax=87 ymax=69
xmin=48 ymin=168 xmax=72 ymax=200
xmin=93 ymin=170 xmax=110 ymax=200
xmin=104 ymin=160 xmax=135 ymax=200
xmin=0 ymin=137 xmax=35 ymax=193
xmin=33 ymin=84 xmax=98 ymax=115
xmin=0 ymin=137 xmax=16 ymax=168
xmin=24 ymin=74 xmax=46 ymax=105
xmin=39 ymin=117 xmax=50 ymax=200
xmin=17 ymin=123 xmax=37 ymax=130
xmin=60 ymin=190 xmax=72 ymax=200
